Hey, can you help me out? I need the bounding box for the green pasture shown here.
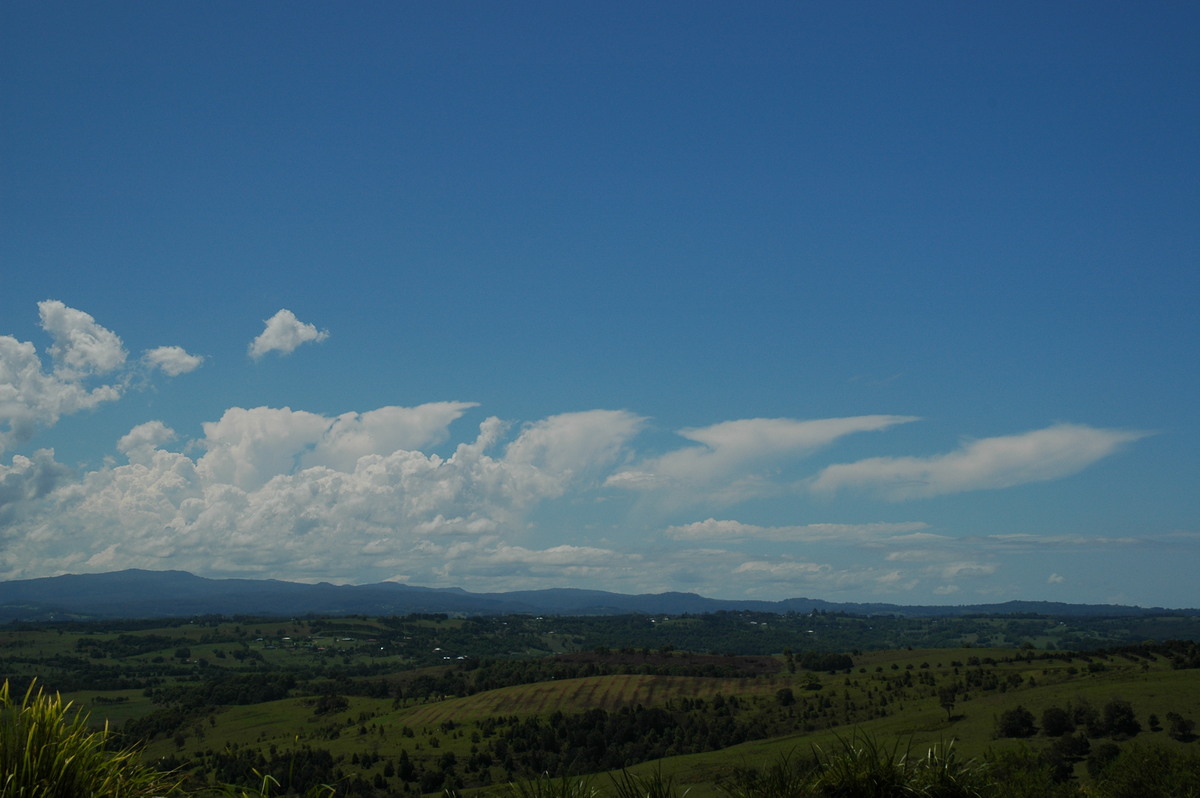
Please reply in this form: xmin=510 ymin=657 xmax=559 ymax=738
xmin=114 ymin=642 xmax=1198 ymax=795
xmin=5 ymin=614 xmax=1199 ymax=796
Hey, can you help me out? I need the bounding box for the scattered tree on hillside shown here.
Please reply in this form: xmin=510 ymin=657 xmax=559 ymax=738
xmin=997 ymin=705 xmax=1038 ymax=738
xmin=1166 ymin=711 xmax=1196 ymax=741
xmin=1102 ymin=698 xmax=1140 ymax=739
xmin=1042 ymin=705 xmax=1075 ymax=736
xmin=938 ymin=685 xmax=957 ymax=721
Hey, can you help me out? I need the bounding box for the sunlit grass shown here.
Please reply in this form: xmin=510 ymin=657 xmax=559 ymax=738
xmin=0 ymin=679 xmax=180 ymax=797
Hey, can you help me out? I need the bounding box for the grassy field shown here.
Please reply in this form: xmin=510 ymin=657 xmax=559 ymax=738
xmin=117 ymin=645 xmax=1197 ymax=794
xmin=3 ymin=615 xmax=1198 ymax=795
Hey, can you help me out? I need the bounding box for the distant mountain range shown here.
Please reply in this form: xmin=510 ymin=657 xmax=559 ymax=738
xmin=0 ymin=569 xmax=1193 ymax=622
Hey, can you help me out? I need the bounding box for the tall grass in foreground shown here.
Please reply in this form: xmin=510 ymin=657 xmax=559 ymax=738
xmin=493 ymin=773 xmax=600 ymax=797
xmin=0 ymin=679 xmax=179 ymax=797
xmin=207 ymin=772 xmax=335 ymax=798
xmin=607 ymin=764 xmax=690 ymax=798
xmin=718 ymin=731 xmax=993 ymax=798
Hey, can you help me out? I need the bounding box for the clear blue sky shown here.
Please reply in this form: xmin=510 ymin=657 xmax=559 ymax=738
xmin=2 ymin=2 xmax=1197 ymax=607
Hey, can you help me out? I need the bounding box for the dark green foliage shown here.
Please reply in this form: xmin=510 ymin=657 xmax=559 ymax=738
xmin=1072 ymin=698 xmax=1105 ymax=737
xmin=1101 ymin=698 xmax=1141 ymax=739
xmin=1090 ymin=745 xmax=1200 ymax=798
xmin=1166 ymin=711 xmax=1196 ymax=741
xmin=938 ymin=685 xmax=957 ymax=721
xmin=1087 ymin=742 xmax=1122 ymax=779
xmin=985 ymin=748 xmax=1085 ymax=798
xmin=311 ymin=693 xmax=348 ymax=716
xmin=996 ymin=705 xmax=1037 ymax=738
xmin=1041 ymin=705 xmax=1074 ymax=736
xmin=199 ymin=673 xmax=298 ymax=707
xmin=483 ymin=702 xmax=751 ymax=778
xmin=205 ymin=744 xmax=339 ymax=794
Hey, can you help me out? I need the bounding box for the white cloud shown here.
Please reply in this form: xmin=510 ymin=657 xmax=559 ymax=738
xmin=303 ymin=402 xmax=478 ymax=473
xmin=505 ymin=410 xmax=644 ymax=485
xmin=144 ymin=346 xmax=204 ymax=376
xmin=462 ymin=544 xmax=639 ymax=575
xmin=665 ymin=518 xmax=928 ymax=542
xmin=248 ymin=309 xmax=329 ymax=359
xmin=606 ymin=414 xmax=918 ymax=505
xmin=811 ymin=423 xmax=1148 ymax=500
xmin=196 ymin=407 xmax=332 ymax=491
xmin=727 ymin=557 xmax=916 ymax=594
xmin=0 ymin=449 xmax=73 ymax=528
xmin=117 ymin=421 xmax=177 ymax=464
xmin=981 ymin=533 xmax=1143 ymax=549
xmin=38 ymin=300 xmax=127 ymax=377
xmin=1 ymin=305 xmax=125 ymax=454
xmin=1048 ymin=573 xmax=1065 ymax=584
xmin=936 ymin=561 xmax=997 ymax=580
xmin=0 ymin=403 xmax=646 ymax=585
xmin=1 ymin=301 xmax=201 ymax=455
xmin=0 ymin=384 xmax=1168 ymax=601
xmin=734 ymin=559 xmax=830 ymax=579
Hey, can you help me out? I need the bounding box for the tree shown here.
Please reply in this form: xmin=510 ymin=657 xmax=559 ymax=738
xmin=938 ymin=685 xmax=957 ymax=721
xmin=1102 ymin=698 xmax=1140 ymax=739
xmin=1087 ymin=741 xmax=1122 ymax=779
xmin=997 ymin=705 xmax=1038 ymax=738
xmin=1042 ymin=706 xmax=1075 ymax=737
xmin=1166 ymin=711 xmax=1196 ymax=741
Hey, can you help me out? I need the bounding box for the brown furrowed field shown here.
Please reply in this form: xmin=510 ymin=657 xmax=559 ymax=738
xmin=396 ymin=672 xmax=784 ymax=727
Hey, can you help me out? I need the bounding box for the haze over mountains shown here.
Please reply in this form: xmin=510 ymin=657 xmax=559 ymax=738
xmin=0 ymin=570 xmax=1193 ymax=623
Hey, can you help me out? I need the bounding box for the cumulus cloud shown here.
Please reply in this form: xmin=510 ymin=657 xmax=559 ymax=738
xmin=1 ymin=303 xmax=127 ymax=454
xmin=665 ymin=518 xmax=928 ymax=542
xmin=505 ymin=410 xmax=644 ymax=485
xmin=144 ymin=346 xmax=204 ymax=376
xmin=1048 ymin=573 xmax=1066 ymax=584
xmin=1 ymin=301 xmax=201 ymax=455
xmin=248 ymin=309 xmax=329 ymax=359
xmin=117 ymin=421 xmax=178 ymax=465
xmin=0 ymin=449 xmax=73 ymax=528
xmin=38 ymin=300 xmax=127 ymax=377
xmin=607 ymin=414 xmax=918 ymax=505
xmin=0 ymin=403 xmax=650 ymax=585
xmin=810 ymin=423 xmax=1148 ymax=500
xmin=192 ymin=402 xmax=479 ymax=491
xmin=0 ymin=382 xmax=1163 ymax=600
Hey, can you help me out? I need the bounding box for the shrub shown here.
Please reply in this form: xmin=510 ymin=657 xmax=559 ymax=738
xmin=1101 ymin=699 xmax=1140 ymax=739
xmin=1090 ymin=745 xmax=1200 ymax=798
xmin=1041 ymin=706 xmax=1074 ymax=737
xmin=996 ymin=705 xmax=1037 ymax=738
xmin=1166 ymin=711 xmax=1196 ymax=742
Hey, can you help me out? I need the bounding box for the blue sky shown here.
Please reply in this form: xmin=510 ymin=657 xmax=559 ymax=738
xmin=2 ymin=2 xmax=1198 ymax=607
